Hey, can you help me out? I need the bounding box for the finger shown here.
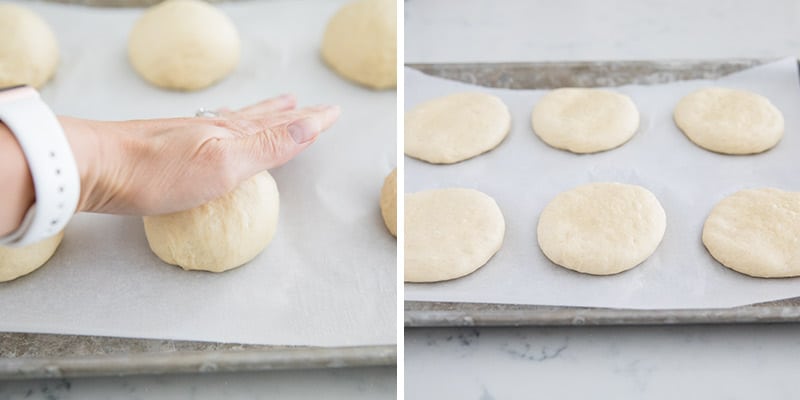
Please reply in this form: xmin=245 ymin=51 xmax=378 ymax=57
xmin=286 ymin=105 xmax=341 ymax=143
xmin=231 ymin=105 xmax=341 ymax=174
xmin=176 ymin=103 xmax=317 ymax=137
xmin=247 ymin=105 xmax=342 ymax=130
xmin=215 ymin=107 xmax=235 ymax=118
xmin=224 ymin=104 xmax=340 ymax=137
xmin=236 ymin=94 xmax=297 ymax=117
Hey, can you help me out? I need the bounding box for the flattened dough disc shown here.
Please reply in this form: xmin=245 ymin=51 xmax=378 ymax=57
xmin=405 ymin=92 xmax=511 ymax=164
xmin=674 ymin=87 xmax=783 ymax=154
xmin=531 ymin=88 xmax=639 ymax=153
xmin=537 ymin=182 xmax=666 ymax=275
xmin=405 ymin=188 xmax=505 ymax=282
xmin=703 ymin=188 xmax=800 ymax=278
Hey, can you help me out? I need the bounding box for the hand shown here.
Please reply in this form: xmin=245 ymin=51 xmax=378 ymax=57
xmin=65 ymin=94 xmax=340 ymax=216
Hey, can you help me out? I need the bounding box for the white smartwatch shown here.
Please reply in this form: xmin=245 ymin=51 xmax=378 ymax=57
xmin=0 ymin=85 xmax=80 ymax=247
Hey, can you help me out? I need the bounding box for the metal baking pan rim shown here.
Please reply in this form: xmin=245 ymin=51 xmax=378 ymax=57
xmin=0 ymin=343 xmax=396 ymax=380
xmin=405 ymin=299 xmax=800 ymax=328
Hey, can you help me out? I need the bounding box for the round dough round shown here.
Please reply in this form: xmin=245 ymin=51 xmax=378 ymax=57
xmin=531 ymin=88 xmax=640 ymax=153
xmin=321 ymin=0 xmax=396 ymax=89
xmin=702 ymin=188 xmax=800 ymax=278
xmin=405 ymin=188 xmax=505 ymax=282
xmin=674 ymin=87 xmax=784 ymax=154
xmin=0 ymin=232 xmax=63 ymax=282
xmin=143 ymin=171 xmax=279 ymax=272
xmin=537 ymin=183 xmax=666 ymax=275
xmin=405 ymin=92 xmax=511 ymax=164
xmin=380 ymin=168 xmax=397 ymax=237
xmin=128 ymin=0 xmax=240 ymax=91
xmin=0 ymin=3 xmax=59 ymax=88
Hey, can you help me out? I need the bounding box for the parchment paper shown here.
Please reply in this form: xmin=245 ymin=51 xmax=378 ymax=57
xmin=405 ymin=57 xmax=800 ymax=310
xmin=0 ymin=0 xmax=396 ymax=346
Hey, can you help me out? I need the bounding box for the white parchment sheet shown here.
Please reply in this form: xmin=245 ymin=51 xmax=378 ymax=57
xmin=0 ymin=1 xmax=396 ymax=346
xmin=405 ymin=58 xmax=800 ymax=310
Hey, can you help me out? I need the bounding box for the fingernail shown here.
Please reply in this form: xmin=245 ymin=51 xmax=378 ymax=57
xmin=288 ymin=117 xmax=318 ymax=144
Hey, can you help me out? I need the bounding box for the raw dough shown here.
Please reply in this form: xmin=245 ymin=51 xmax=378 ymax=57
xmin=321 ymin=0 xmax=396 ymax=89
xmin=405 ymin=188 xmax=505 ymax=282
xmin=0 ymin=3 xmax=59 ymax=88
xmin=380 ymin=168 xmax=397 ymax=237
xmin=674 ymin=87 xmax=784 ymax=154
xmin=702 ymin=188 xmax=800 ymax=278
xmin=405 ymin=92 xmax=511 ymax=164
xmin=531 ymin=88 xmax=640 ymax=153
xmin=0 ymin=232 xmax=63 ymax=282
xmin=537 ymin=182 xmax=666 ymax=275
xmin=143 ymin=171 xmax=279 ymax=272
xmin=128 ymin=0 xmax=240 ymax=91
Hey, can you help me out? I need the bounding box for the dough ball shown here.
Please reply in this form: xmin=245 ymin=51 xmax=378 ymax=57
xmin=143 ymin=171 xmax=279 ymax=272
xmin=405 ymin=92 xmax=511 ymax=164
xmin=380 ymin=168 xmax=397 ymax=237
xmin=532 ymin=88 xmax=640 ymax=153
xmin=702 ymin=188 xmax=800 ymax=278
xmin=0 ymin=231 xmax=63 ymax=282
xmin=128 ymin=0 xmax=240 ymax=91
xmin=0 ymin=3 xmax=59 ymax=88
xmin=321 ymin=0 xmax=396 ymax=89
xmin=405 ymin=188 xmax=505 ymax=282
xmin=537 ymin=183 xmax=666 ymax=275
xmin=674 ymin=87 xmax=783 ymax=154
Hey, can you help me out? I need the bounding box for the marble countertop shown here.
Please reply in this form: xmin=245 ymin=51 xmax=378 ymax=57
xmin=405 ymin=325 xmax=799 ymax=399
xmin=406 ymin=0 xmax=800 ymax=63
xmin=405 ymin=0 xmax=800 ymax=398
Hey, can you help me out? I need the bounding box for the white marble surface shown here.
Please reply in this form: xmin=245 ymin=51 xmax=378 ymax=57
xmin=405 ymin=0 xmax=800 ymax=398
xmin=405 ymin=326 xmax=800 ymax=399
xmin=405 ymin=0 xmax=800 ymax=62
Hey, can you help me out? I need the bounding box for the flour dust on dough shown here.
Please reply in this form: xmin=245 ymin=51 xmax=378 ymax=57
xmin=531 ymin=88 xmax=640 ymax=153
xmin=143 ymin=171 xmax=279 ymax=272
xmin=405 ymin=188 xmax=505 ymax=283
xmin=537 ymin=182 xmax=666 ymax=275
xmin=321 ymin=0 xmax=396 ymax=89
xmin=0 ymin=3 xmax=59 ymax=88
xmin=0 ymin=231 xmax=63 ymax=282
xmin=128 ymin=0 xmax=240 ymax=91
xmin=703 ymin=188 xmax=800 ymax=278
xmin=405 ymin=92 xmax=511 ymax=164
xmin=380 ymin=168 xmax=397 ymax=237
xmin=674 ymin=87 xmax=784 ymax=154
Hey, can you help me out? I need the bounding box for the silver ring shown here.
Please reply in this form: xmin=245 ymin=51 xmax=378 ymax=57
xmin=195 ymin=108 xmax=219 ymax=118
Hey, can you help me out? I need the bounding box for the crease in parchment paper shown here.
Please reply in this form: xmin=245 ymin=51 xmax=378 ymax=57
xmin=405 ymin=57 xmax=800 ymax=310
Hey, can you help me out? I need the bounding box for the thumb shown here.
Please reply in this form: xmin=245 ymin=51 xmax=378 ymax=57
xmin=232 ymin=105 xmax=341 ymax=176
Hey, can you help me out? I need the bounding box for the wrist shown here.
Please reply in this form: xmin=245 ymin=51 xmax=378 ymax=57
xmin=0 ymin=121 xmax=35 ymax=236
xmin=58 ymin=116 xmax=105 ymax=213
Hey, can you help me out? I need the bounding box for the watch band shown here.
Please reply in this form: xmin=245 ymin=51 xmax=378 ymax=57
xmin=0 ymin=85 xmax=80 ymax=246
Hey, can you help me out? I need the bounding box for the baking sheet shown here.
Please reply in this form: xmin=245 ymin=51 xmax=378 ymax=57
xmin=0 ymin=332 xmax=395 ymax=379
xmin=405 ymin=57 xmax=800 ymax=310
xmin=0 ymin=0 xmax=396 ymax=347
